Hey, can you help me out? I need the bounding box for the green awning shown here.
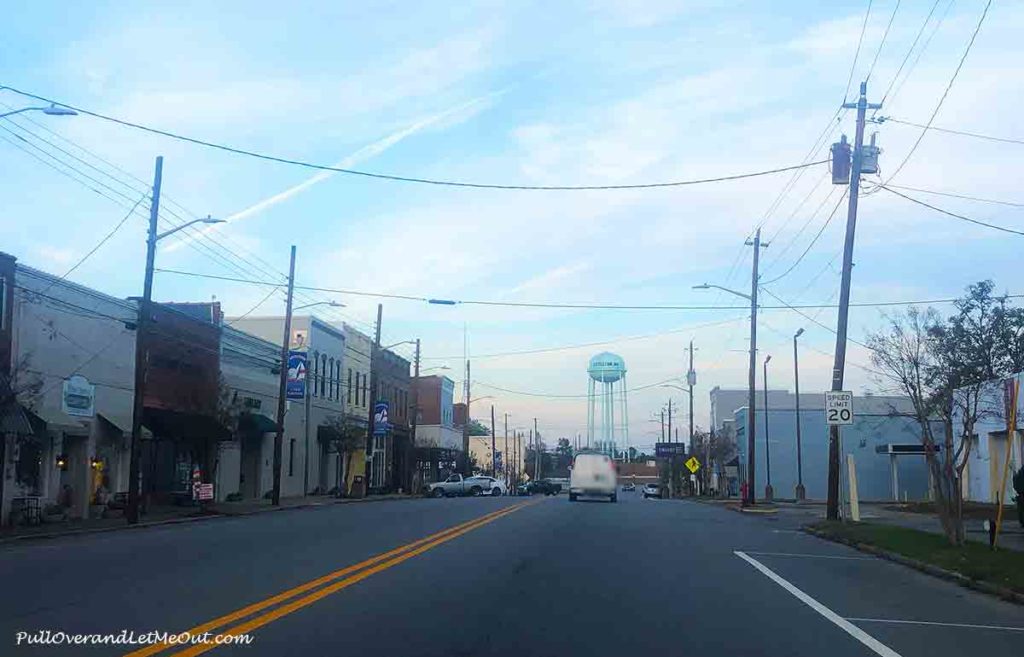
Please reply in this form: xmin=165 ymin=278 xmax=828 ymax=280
xmin=239 ymin=412 xmax=277 ymax=435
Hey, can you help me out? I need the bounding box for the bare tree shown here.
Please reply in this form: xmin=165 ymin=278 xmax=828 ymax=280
xmin=867 ymin=282 xmax=1023 ymax=545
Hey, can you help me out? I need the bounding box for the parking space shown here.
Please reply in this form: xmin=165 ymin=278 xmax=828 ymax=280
xmin=733 ymin=543 xmax=1024 ymax=657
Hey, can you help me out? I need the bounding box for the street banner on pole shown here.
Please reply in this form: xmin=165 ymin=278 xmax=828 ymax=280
xmin=373 ymin=401 xmax=390 ymax=436
xmin=286 ymin=350 xmax=307 ymax=400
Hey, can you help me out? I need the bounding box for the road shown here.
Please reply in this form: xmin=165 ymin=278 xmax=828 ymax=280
xmin=2 ymin=493 xmax=1022 ymax=656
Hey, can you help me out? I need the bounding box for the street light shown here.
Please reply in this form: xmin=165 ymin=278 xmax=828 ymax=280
xmin=293 ymin=300 xmax=345 ymax=311
xmin=694 ymin=281 xmax=759 ymax=506
xmin=127 ymin=157 xmax=225 ymax=524
xmin=0 ymin=103 xmax=78 ymax=119
xmin=420 ymin=365 xmax=450 ymax=373
xmin=793 ymin=328 xmax=806 ymax=501
xmin=763 ymin=354 xmax=773 ymax=502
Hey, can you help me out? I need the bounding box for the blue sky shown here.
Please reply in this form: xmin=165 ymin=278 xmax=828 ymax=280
xmin=3 ymin=0 xmax=1022 ymax=449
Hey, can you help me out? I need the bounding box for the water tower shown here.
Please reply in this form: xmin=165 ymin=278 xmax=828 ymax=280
xmin=587 ymin=352 xmax=629 ymax=457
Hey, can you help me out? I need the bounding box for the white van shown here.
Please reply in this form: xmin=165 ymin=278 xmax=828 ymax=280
xmin=569 ymin=452 xmax=617 ymax=503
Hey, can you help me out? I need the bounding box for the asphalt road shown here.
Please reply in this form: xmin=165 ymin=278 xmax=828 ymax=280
xmin=2 ymin=492 xmax=1022 ymax=656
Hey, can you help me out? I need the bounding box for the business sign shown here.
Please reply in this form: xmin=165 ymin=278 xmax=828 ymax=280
xmin=61 ymin=375 xmax=95 ymax=417
xmin=286 ymin=350 xmax=307 ymax=400
xmin=655 ymin=442 xmax=686 ymax=458
xmin=825 ymin=390 xmax=854 ymax=425
xmin=192 ymin=482 xmax=214 ymax=501
xmin=373 ymin=401 xmax=390 ymax=436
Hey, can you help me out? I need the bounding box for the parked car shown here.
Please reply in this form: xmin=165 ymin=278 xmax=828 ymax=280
xmin=622 ymin=482 xmax=636 ymax=492
xmin=469 ymin=476 xmax=506 ymax=496
xmin=424 ymin=474 xmax=491 ymax=498
xmin=642 ymin=483 xmax=662 ymax=499
xmin=517 ymin=479 xmax=560 ymax=496
xmin=569 ymin=451 xmax=617 ymax=503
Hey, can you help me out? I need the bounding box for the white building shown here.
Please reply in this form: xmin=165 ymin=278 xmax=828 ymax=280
xmin=955 ymin=373 xmax=1024 ymax=504
xmin=1 ymin=255 xmax=136 ymax=524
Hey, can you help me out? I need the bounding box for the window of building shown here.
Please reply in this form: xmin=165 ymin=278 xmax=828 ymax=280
xmin=328 ymin=357 xmax=335 ymax=399
xmin=288 ymin=439 xmax=296 ymax=476
xmin=320 ymin=354 xmax=327 ymax=397
xmin=347 ymin=368 xmax=353 ymax=404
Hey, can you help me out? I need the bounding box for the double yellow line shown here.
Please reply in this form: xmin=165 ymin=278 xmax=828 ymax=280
xmin=126 ymin=500 xmax=535 ymax=657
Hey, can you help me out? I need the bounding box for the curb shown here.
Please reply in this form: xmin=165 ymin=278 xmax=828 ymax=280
xmin=0 ymin=495 xmax=414 ymax=545
xmin=803 ymin=526 xmax=1024 ymax=606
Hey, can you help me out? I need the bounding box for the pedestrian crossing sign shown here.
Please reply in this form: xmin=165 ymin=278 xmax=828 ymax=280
xmin=685 ymin=456 xmax=701 ymax=474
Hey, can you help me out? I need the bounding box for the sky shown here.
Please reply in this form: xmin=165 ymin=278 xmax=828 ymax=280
xmin=3 ymin=0 xmax=1023 ymax=452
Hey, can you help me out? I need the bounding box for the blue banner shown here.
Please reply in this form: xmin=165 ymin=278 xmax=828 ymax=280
xmin=373 ymin=401 xmax=390 ymax=435
xmin=286 ymin=350 xmax=307 ymax=400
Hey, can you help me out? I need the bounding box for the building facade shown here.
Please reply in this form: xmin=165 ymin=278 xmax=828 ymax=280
xmin=1 ymin=255 xmax=136 ymax=525
xmin=954 ymin=373 xmax=1024 ymax=504
xmin=341 ymin=324 xmax=372 ymax=495
xmin=729 ymin=390 xmax=933 ymax=502
xmin=372 ymin=348 xmax=411 ymax=493
xmin=228 ymin=315 xmax=347 ymax=498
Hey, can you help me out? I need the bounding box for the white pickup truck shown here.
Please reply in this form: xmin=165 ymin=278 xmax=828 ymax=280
xmin=425 ymin=474 xmax=493 ymax=498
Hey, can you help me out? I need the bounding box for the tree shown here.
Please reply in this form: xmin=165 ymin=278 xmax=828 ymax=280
xmin=466 ymin=419 xmax=490 ymax=436
xmin=866 ymin=281 xmax=1024 ymax=545
xmin=321 ymin=414 xmax=367 ymax=494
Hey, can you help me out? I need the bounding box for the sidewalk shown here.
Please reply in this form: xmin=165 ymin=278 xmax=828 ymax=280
xmin=770 ymin=501 xmax=1024 ymax=552
xmin=0 ymin=493 xmax=412 ymax=544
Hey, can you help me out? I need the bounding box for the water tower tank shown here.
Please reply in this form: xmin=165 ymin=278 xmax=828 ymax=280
xmin=588 ymin=352 xmax=626 ymax=383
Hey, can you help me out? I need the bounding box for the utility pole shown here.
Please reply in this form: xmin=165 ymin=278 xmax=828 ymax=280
xmin=504 ymin=413 xmax=509 ymax=489
xmin=763 ymin=354 xmax=773 ymax=501
xmin=490 ymin=405 xmax=496 ymax=476
xmin=410 ymin=338 xmax=420 ymax=494
xmin=366 ymin=304 xmax=383 ymax=492
xmin=744 ymin=227 xmax=767 ymax=506
xmin=828 ymin=81 xmax=881 ymax=520
xmin=667 ymin=399 xmax=673 ymax=444
xmin=534 ymin=417 xmax=540 ymax=480
xmin=272 ymin=246 xmax=297 ymax=506
xmin=794 ymin=328 xmax=805 ymax=501
xmin=687 ymin=340 xmax=695 ymax=451
xmin=127 ymin=156 xmax=163 ymax=524
xmin=660 ymin=409 xmax=665 ymax=442
xmin=462 ymin=360 xmax=471 ymax=474
xmin=303 ymin=355 xmax=311 ymax=496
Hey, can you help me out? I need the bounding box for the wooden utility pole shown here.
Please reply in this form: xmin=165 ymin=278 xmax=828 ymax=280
xmin=127 ymin=156 xmax=163 ymax=524
xmin=828 ymin=81 xmax=880 ymax=521
xmin=534 ymin=417 xmax=540 ymax=480
xmin=744 ymin=228 xmax=766 ymax=506
xmin=272 ymin=245 xmax=297 ymax=506
xmin=366 ymin=304 xmax=383 ymax=491
xmin=490 ymin=405 xmax=497 ymax=476
xmin=410 ymin=338 xmax=420 ymax=494
xmin=462 ymin=360 xmax=471 ymax=474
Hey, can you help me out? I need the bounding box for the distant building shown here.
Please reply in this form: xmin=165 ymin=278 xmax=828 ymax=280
xmin=728 ymin=388 xmax=935 ymax=501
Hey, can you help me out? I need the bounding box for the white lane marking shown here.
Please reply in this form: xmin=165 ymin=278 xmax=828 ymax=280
xmin=847 ymin=618 xmax=1024 ymax=632
xmin=744 ymin=551 xmax=874 ymax=561
xmin=734 ymin=551 xmax=902 ymax=657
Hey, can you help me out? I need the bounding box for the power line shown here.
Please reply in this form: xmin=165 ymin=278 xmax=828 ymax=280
xmin=39 ymin=194 xmax=148 ymax=295
xmin=878 ymin=117 xmax=1024 ymax=146
xmin=475 ymin=377 xmax=680 ymax=399
xmin=875 ymin=0 xmax=941 ymax=109
xmin=153 ymin=266 xmax=1024 ymax=311
xmin=844 ymin=0 xmax=875 ymax=101
xmin=763 ymin=185 xmax=840 ymax=271
xmin=421 ymin=316 xmax=748 ymax=361
xmin=883 ymin=184 xmax=1023 ymax=207
xmin=760 ymin=188 xmax=849 ymax=285
xmin=866 ymin=0 xmax=901 ymax=81
xmin=884 ymin=0 xmax=993 ymax=183
xmin=877 ymin=185 xmax=1024 ymax=236
xmin=1 ymin=84 xmax=827 ymax=191
xmin=880 ymin=0 xmax=956 ymax=115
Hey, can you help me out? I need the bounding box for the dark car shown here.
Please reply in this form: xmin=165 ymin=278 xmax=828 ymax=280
xmin=519 ymin=480 xmax=562 ymax=496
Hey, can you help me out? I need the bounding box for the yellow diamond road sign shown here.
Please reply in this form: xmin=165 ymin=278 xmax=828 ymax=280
xmin=685 ymin=456 xmax=701 ymax=474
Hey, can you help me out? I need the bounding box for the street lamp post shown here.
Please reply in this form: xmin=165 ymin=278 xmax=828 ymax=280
xmin=127 ymin=156 xmax=224 ymax=523
xmin=793 ymin=328 xmax=805 ymax=501
xmin=0 ymin=104 xmax=77 ymax=120
xmin=695 ymin=282 xmax=758 ymax=505
xmin=763 ymin=354 xmax=773 ymax=502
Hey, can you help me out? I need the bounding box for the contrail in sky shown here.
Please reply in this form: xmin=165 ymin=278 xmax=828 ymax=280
xmin=164 ymin=90 xmax=503 ymax=253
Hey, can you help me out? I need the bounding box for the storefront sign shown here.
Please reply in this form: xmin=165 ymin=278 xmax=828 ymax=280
xmin=192 ymin=482 xmax=214 ymax=501
xmin=61 ymin=375 xmax=95 ymax=417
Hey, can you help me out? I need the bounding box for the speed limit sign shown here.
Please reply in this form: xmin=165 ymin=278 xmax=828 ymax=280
xmin=825 ymin=391 xmax=854 ymax=425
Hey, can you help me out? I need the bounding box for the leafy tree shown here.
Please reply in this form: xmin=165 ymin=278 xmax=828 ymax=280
xmin=321 ymin=413 xmax=367 ymax=493
xmin=466 ymin=419 xmax=490 ymax=436
xmin=867 ymin=281 xmax=1024 ymax=545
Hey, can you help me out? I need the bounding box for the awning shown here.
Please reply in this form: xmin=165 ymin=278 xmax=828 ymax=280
xmin=98 ymin=412 xmax=130 ymax=435
xmin=142 ymin=407 xmax=231 ymax=441
xmin=239 ymin=412 xmax=277 ymax=435
xmin=25 ymin=407 xmax=90 ymax=436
